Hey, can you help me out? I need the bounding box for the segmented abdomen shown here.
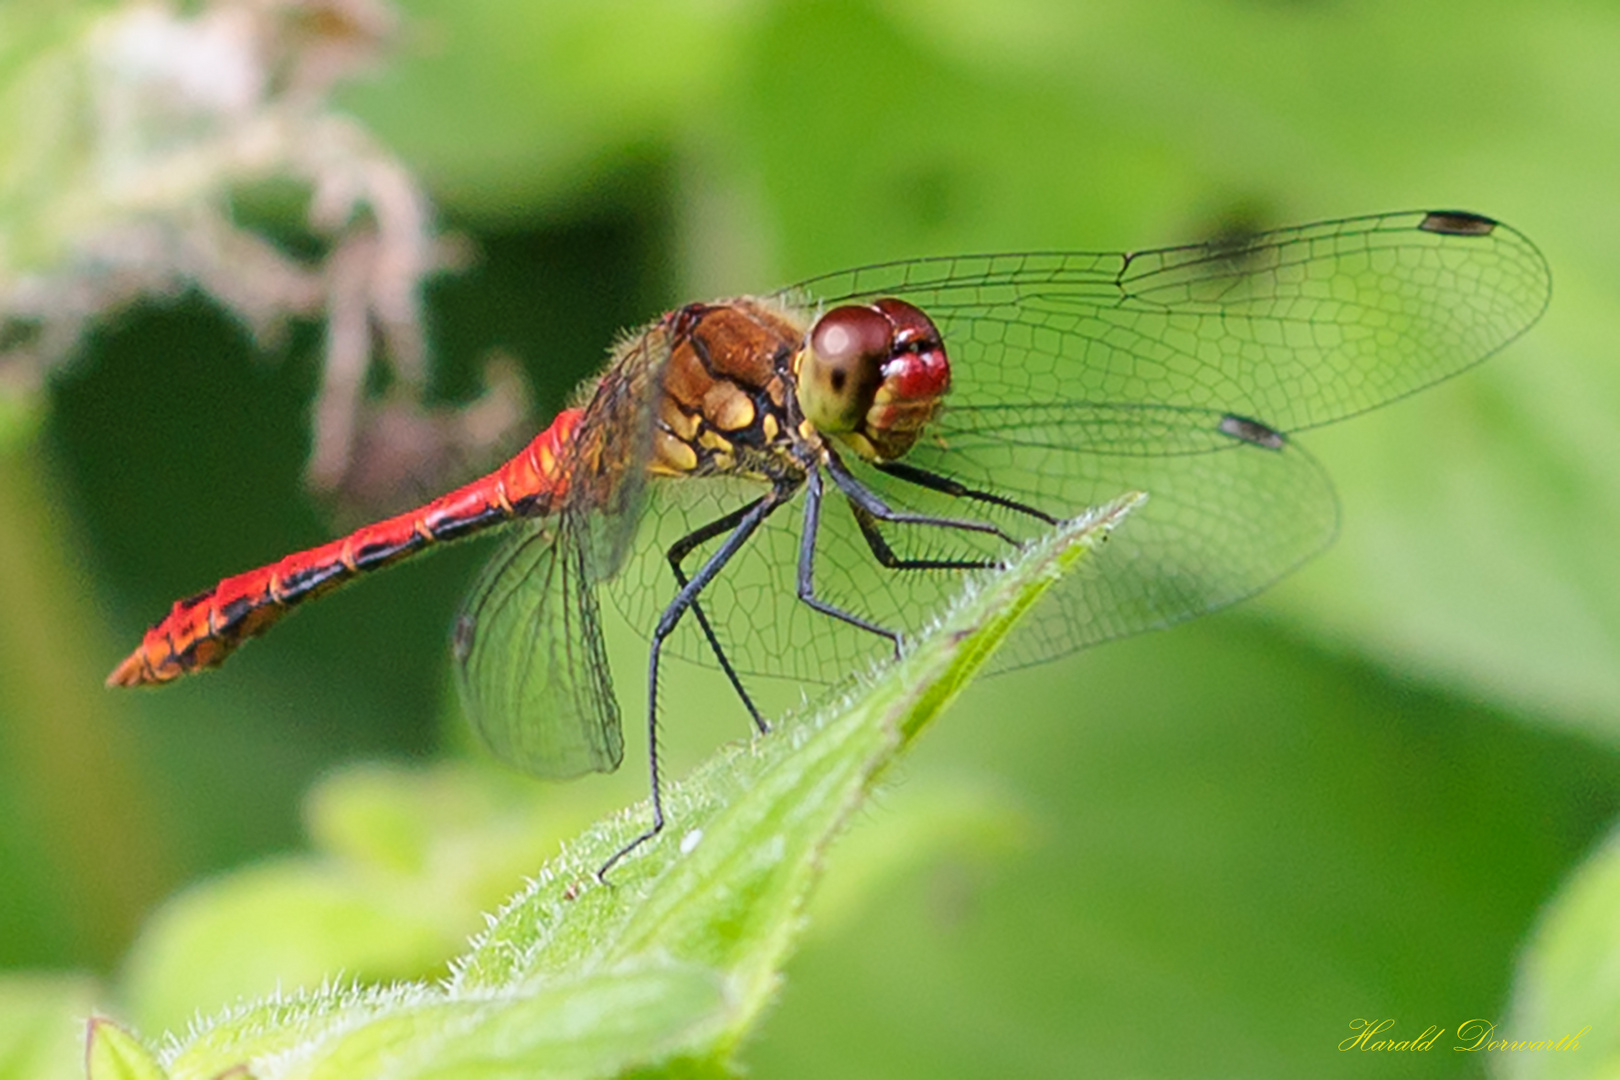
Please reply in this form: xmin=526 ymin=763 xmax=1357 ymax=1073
xmin=107 ymin=408 xmax=585 ymax=688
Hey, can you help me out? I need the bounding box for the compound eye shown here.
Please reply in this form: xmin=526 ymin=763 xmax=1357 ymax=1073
xmin=871 ymin=298 xmax=943 ymax=351
xmin=802 ymin=304 xmax=892 ymax=432
xmin=810 ymin=305 xmax=891 ymax=394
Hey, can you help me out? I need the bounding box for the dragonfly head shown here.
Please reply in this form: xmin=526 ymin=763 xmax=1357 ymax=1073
xmin=798 ymin=298 xmax=950 ymax=462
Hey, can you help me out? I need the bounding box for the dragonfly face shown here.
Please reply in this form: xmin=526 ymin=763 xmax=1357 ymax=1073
xmin=796 ymin=299 xmax=952 ymax=463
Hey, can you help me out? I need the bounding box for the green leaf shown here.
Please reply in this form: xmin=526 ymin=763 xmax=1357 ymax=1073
xmin=121 ymin=763 xmax=597 ymax=1034
xmin=1495 ymin=825 xmax=1620 ymax=1079
xmin=140 ymin=496 xmax=1137 ymax=1080
xmin=84 ymin=1018 xmax=167 ymax=1080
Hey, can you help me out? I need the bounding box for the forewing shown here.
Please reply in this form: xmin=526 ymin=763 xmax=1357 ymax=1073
xmin=781 ymin=210 xmax=1549 ymax=433
xmin=454 ymin=513 xmax=624 ymax=778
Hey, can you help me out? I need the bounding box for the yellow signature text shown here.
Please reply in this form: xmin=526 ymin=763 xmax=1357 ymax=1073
xmin=1340 ymin=1019 xmax=1444 ymax=1051
xmin=1340 ymin=1019 xmax=1590 ymax=1053
xmin=1454 ymin=1019 xmax=1589 ymax=1052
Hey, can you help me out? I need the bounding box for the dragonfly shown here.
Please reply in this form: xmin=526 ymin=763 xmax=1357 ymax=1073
xmin=109 ymin=209 xmax=1549 ymax=877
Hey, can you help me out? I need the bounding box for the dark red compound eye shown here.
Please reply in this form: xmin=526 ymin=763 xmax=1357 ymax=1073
xmin=801 ymin=300 xmax=952 ymax=458
xmin=870 ymin=298 xmax=949 ymax=400
xmin=871 ymin=298 xmax=942 ymax=348
xmin=801 ymin=305 xmax=894 ymax=432
xmin=810 ymin=305 xmax=893 ymax=389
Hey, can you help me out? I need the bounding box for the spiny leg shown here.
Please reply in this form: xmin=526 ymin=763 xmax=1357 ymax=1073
xmin=796 ymin=453 xmax=1033 ymax=652
xmin=800 ymin=453 xmax=1060 ymax=653
xmin=845 ymin=503 xmax=998 ymax=571
xmin=874 ymin=460 xmax=1058 ymax=526
xmin=599 ymin=483 xmax=793 ymax=881
xmin=667 ymin=498 xmax=771 ymax=736
xmin=796 ymin=467 xmax=904 ymax=658
xmin=825 ymin=453 xmax=1030 ymax=574
xmin=825 ymin=453 xmax=1022 ymax=544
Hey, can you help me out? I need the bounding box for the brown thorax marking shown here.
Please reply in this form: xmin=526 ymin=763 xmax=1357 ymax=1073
xmin=650 ymin=298 xmax=809 ymax=479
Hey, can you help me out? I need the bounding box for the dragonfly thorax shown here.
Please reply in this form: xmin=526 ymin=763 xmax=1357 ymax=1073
xmin=798 ymin=299 xmax=950 ymax=463
xmin=648 ymin=299 xmax=805 ymax=481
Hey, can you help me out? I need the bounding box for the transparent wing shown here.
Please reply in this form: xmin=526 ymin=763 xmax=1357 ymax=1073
xmin=453 ymin=513 xmax=622 ymax=778
xmin=605 ymin=405 xmax=1336 ymax=683
xmin=607 ymin=211 xmax=1547 ymax=683
xmin=900 ymin=404 xmax=1337 ymax=671
xmin=780 ymin=210 xmax=1550 ymax=433
xmin=451 ymin=319 xmax=672 ymax=778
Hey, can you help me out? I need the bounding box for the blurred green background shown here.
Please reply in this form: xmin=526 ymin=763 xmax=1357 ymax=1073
xmin=4 ymin=0 xmax=1620 ymax=1076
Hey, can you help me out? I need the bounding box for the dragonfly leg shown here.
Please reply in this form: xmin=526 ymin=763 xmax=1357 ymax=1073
xmin=797 ymin=468 xmax=905 ymax=659
xmin=874 ymin=460 xmax=1058 ymax=526
xmin=825 ymin=453 xmax=1021 ymax=545
xmin=668 ymin=500 xmax=771 ymax=736
xmin=825 ymin=452 xmax=1033 ymax=574
xmin=599 ymin=484 xmax=794 ymax=882
xmin=844 ymin=502 xmax=1000 ymax=572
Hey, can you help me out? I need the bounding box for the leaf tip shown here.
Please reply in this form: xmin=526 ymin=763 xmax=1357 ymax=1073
xmin=85 ymin=1016 xmax=169 ymax=1080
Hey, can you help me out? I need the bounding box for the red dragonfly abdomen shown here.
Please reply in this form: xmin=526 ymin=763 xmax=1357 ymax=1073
xmin=107 ymin=407 xmax=586 ymax=688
